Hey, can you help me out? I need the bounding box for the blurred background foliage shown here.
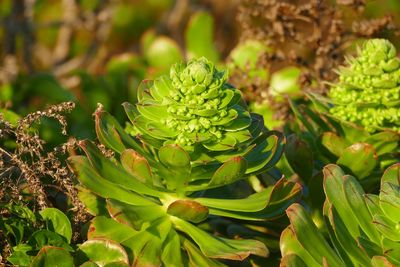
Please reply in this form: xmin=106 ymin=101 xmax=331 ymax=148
xmin=1 ymin=0 xmax=400 ymax=145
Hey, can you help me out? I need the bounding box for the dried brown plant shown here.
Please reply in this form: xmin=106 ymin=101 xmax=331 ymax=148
xmin=0 ymin=102 xmax=89 ymax=246
xmin=232 ymin=0 xmax=399 ymax=121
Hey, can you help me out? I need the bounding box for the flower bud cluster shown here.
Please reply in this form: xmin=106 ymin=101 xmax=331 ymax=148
xmin=165 ymin=58 xmax=230 ymax=146
xmin=329 ymin=39 xmax=400 ymax=132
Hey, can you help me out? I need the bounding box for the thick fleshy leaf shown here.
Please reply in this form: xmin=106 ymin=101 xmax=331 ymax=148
xmin=40 ymin=208 xmax=72 ymax=244
xmin=94 ymin=108 xmax=146 ymax=156
xmin=137 ymin=101 xmax=169 ymax=121
xmin=208 ymin=156 xmax=246 ymax=186
xmin=364 ymin=131 xmax=400 ymax=156
xmin=382 ymin=238 xmax=400 ymax=265
xmin=379 ymin=182 xmax=400 ymax=223
xmin=336 ymin=143 xmax=378 ymax=179
xmin=280 ymin=253 xmax=308 ymax=267
xmin=286 ymin=203 xmax=343 ymax=267
xmin=343 ymin=175 xmax=381 ymax=243
xmin=78 ymin=238 xmax=129 ymax=266
xmin=158 ymin=144 xmax=191 ymax=191
xmin=371 ymin=256 xmax=396 ymax=267
xmin=285 ymin=134 xmax=314 ymax=182
xmin=69 ymin=156 xmax=155 ymax=206
xmin=280 ymin=227 xmax=320 ymax=266
xmin=151 ymin=76 xmax=174 ymax=101
xmin=161 ymin=230 xmax=183 ymax=266
xmin=203 ymin=134 xmax=237 ymax=151
xmin=134 ymin=115 xmax=179 ymax=139
xmin=87 ymin=216 xmax=137 ymax=243
xmin=380 ymin=163 xmax=400 ymax=187
xmin=206 ymin=179 xmax=301 ymax=220
xmin=79 ymin=140 xmax=162 ymax=197
xmin=31 ymin=246 xmax=73 ymax=267
xmin=326 ymin=205 xmax=372 ymax=266
xmin=136 ymin=79 xmax=154 ymax=102
xmin=182 ymin=238 xmax=226 ymax=267
xmin=28 ymin=230 xmax=72 ymax=251
xmin=320 ymin=132 xmax=350 ymax=157
xmin=323 ymin=164 xmax=361 ymax=238
xmin=167 ymin=199 xmax=209 ymax=223
xmin=77 ymin=186 xmax=108 ymax=216
xmin=373 ymin=214 xmax=400 ymax=241
xmin=185 ymin=12 xmax=219 ymax=62
xmin=121 ymin=218 xmax=171 ymax=266
xmin=121 ymin=149 xmax=153 ymax=184
xmin=172 ymin=217 xmax=268 ymax=260
xmin=107 ymin=199 xmax=165 ymax=231
xmin=244 ymin=131 xmax=284 ymax=174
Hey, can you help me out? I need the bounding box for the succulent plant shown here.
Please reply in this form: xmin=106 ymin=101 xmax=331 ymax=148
xmin=69 ymin=58 xmax=302 ymax=266
xmin=280 ymin=163 xmax=400 ymax=267
xmin=329 ymin=39 xmax=400 ymax=132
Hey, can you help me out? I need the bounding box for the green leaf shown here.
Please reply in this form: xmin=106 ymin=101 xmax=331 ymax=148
xmin=28 ymin=230 xmax=72 ymax=252
xmin=7 ymin=244 xmax=33 ymax=266
xmin=40 ymin=208 xmax=72 ymax=244
xmin=270 ymin=67 xmax=301 ymax=97
xmin=77 ymin=186 xmax=108 ymax=216
xmin=285 ymin=134 xmax=314 ymax=182
xmin=182 ymin=238 xmax=226 ymax=267
xmin=203 ymin=134 xmax=237 ymax=151
xmin=371 ymin=256 xmax=396 ymax=267
xmin=107 ymin=199 xmax=165 ymax=231
xmin=286 ymin=203 xmax=343 ymax=267
xmin=343 ymin=175 xmax=381 ymax=243
xmin=79 ymin=140 xmax=162 ymax=197
xmin=337 ymin=143 xmax=378 ymax=179
xmin=87 ymin=216 xmax=137 ymax=243
xmin=320 ymin=132 xmax=350 ymax=157
xmin=167 ymin=199 xmax=209 ymax=223
xmin=244 ymin=131 xmax=284 ymax=174
xmin=364 ymin=131 xmax=400 ymax=156
xmin=380 ymin=163 xmax=400 ymax=187
xmin=152 ymin=76 xmax=174 ymax=101
xmin=280 ymin=253 xmax=308 ymax=267
xmin=78 ymin=238 xmax=129 ymax=266
xmin=185 ymin=12 xmax=219 ymax=62
xmin=373 ymin=214 xmax=400 ymax=241
xmin=158 ymin=144 xmax=191 ymax=191
xmin=122 ymin=218 xmax=171 ymax=266
xmin=172 ymin=217 xmax=268 ymax=260
xmin=136 ymin=101 xmax=169 ymax=121
xmin=323 ymin=164 xmax=361 ymax=238
xmin=31 ymin=246 xmax=73 ymax=267
xmin=379 ymin=182 xmax=400 ymax=223
xmin=121 ymin=149 xmax=153 ymax=184
xmin=280 ymin=227 xmax=320 ymax=266
xmin=161 ymin=230 xmax=183 ymax=267
xmin=69 ymin=156 xmax=156 ymax=206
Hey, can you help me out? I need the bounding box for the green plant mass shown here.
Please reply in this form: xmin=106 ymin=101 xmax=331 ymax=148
xmin=68 ymin=58 xmax=300 ymax=266
xmin=330 ymin=39 xmax=400 ymax=132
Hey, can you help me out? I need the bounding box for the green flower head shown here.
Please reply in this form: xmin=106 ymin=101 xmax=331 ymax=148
xmin=329 ymin=39 xmax=400 ymax=132
xmin=125 ymin=57 xmax=264 ymax=153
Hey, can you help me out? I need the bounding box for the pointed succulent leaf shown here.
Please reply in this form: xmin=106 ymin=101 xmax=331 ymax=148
xmin=381 ymin=238 xmax=400 ymax=265
xmin=79 ymin=141 xmax=162 ymax=197
xmin=31 ymin=246 xmax=73 ymax=267
xmin=68 ymin=156 xmax=155 ymax=206
xmin=181 ymin=238 xmax=227 ymax=267
xmin=337 ymin=143 xmax=378 ymax=179
xmin=171 ymin=217 xmax=268 ymax=260
xmin=286 ymin=203 xmax=343 ymax=267
xmin=380 ymin=163 xmax=400 ymax=187
xmin=77 ymin=186 xmax=108 ymax=216
xmin=280 ymin=254 xmax=308 ymax=267
xmin=280 ymin=227 xmax=321 ymax=266
xmin=343 ymin=175 xmax=381 ymax=243
xmin=137 ymin=79 xmax=154 ymax=102
xmin=285 ymin=134 xmax=314 ymax=182
xmin=206 ymin=156 xmax=247 ymax=188
xmin=320 ymin=132 xmax=351 ymax=158
xmin=373 ymin=214 xmax=400 ymax=241
xmin=379 ymin=182 xmax=400 ymax=222
xmin=203 ymin=134 xmax=237 ymax=151
xmin=78 ymin=238 xmax=129 ymax=266
xmin=87 ymin=216 xmax=137 ymax=243
xmin=323 ymin=164 xmax=361 ymax=238
xmin=167 ymin=199 xmax=209 ymax=223
xmin=121 ymin=218 xmax=171 ymax=266
xmin=106 ymin=199 xmax=165 ymax=231
xmin=161 ymin=230 xmax=183 ymax=266
xmin=371 ymin=256 xmax=396 ymax=267
xmin=364 ymin=131 xmax=400 ymax=156
xmin=121 ymin=149 xmax=153 ymax=184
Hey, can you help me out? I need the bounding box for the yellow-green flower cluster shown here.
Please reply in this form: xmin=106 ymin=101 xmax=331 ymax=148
xmin=329 ymin=39 xmax=400 ymax=132
xmin=130 ymin=57 xmax=255 ymax=151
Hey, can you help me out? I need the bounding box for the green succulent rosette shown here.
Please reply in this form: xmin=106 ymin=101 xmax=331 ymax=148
xmin=125 ymin=57 xmax=257 ymax=154
xmin=329 ymin=39 xmax=400 ymax=132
